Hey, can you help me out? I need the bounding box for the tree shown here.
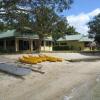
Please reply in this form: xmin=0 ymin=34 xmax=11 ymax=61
xmin=52 ymin=21 xmax=79 ymax=41
xmin=88 ymin=13 xmax=100 ymax=42
xmin=65 ymin=26 xmax=80 ymax=35
xmin=0 ymin=0 xmax=73 ymax=52
xmin=52 ymin=17 xmax=69 ymax=41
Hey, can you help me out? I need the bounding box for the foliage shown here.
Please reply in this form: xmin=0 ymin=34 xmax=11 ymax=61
xmin=52 ymin=24 xmax=80 ymax=41
xmin=53 ymin=45 xmax=81 ymax=51
xmin=88 ymin=13 xmax=100 ymax=42
xmin=53 ymin=45 xmax=70 ymax=51
xmin=52 ymin=18 xmax=69 ymax=40
xmin=65 ymin=26 xmax=80 ymax=35
xmin=0 ymin=0 xmax=73 ymax=51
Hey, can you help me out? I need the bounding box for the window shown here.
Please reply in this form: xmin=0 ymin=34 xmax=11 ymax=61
xmin=46 ymin=41 xmax=51 ymax=46
xmin=60 ymin=42 xmax=67 ymax=45
xmin=85 ymin=42 xmax=89 ymax=47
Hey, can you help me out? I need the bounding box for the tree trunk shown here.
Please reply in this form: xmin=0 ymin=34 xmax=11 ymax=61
xmin=36 ymin=35 xmax=43 ymax=53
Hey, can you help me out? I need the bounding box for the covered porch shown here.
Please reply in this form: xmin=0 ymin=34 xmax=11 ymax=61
xmin=0 ymin=30 xmax=53 ymax=52
xmin=0 ymin=38 xmax=53 ymax=52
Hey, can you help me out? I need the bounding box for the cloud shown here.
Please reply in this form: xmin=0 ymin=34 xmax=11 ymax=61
xmin=67 ymin=8 xmax=100 ymax=35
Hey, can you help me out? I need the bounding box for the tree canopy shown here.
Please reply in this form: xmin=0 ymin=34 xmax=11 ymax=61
xmin=65 ymin=26 xmax=80 ymax=35
xmin=0 ymin=0 xmax=73 ymax=32
xmin=88 ymin=13 xmax=100 ymax=42
xmin=0 ymin=0 xmax=74 ymax=51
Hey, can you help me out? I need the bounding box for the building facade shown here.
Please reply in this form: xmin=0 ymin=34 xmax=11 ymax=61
xmin=54 ymin=34 xmax=94 ymax=51
xmin=0 ymin=30 xmax=53 ymax=52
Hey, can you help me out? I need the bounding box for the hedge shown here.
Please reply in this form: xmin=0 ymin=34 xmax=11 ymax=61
xmin=53 ymin=46 xmax=70 ymax=51
xmin=53 ymin=45 xmax=81 ymax=51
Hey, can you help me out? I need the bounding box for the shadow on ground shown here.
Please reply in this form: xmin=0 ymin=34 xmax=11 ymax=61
xmin=80 ymin=51 xmax=100 ymax=57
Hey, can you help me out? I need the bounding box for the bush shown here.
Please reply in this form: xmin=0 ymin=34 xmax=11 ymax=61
xmin=53 ymin=46 xmax=70 ymax=51
xmin=53 ymin=45 xmax=81 ymax=51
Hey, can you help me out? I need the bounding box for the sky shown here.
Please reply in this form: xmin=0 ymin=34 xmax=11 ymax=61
xmin=62 ymin=0 xmax=100 ymax=35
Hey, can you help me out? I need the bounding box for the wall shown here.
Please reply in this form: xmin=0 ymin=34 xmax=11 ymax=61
xmin=41 ymin=46 xmax=52 ymax=51
xmin=41 ymin=40 xmax=53 ymax=51
xmin=67 ymin=41 xmax=84 ymax=50
xmin=56 ymin=41 xmax=85 ymax=50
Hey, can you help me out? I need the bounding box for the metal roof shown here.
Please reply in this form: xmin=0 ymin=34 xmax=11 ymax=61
xmin=79 ymin=36 xmax=94 ymax=42
xmin=0 ymin=30 xmax=53 ymax=41
xmin=43 ymin=36 xmax=53 ymax=41
xmin=0 ymin=30 xmax=15 ymax=39
xmin=57 ymin=35 xmax=82 ymax=41
xmin=0 ymin=30 xmax=38 ymax=39
xmin=57 ymin=34 xmax=94 ymax=42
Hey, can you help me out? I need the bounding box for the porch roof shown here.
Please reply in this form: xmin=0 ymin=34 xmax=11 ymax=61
xmin=0 ymin=30 xmax=39 ymax=39
xmin=0 ymin=30 xmax=15 ymax=39
xmin=0 ymin=30 xmax=52 ymax=41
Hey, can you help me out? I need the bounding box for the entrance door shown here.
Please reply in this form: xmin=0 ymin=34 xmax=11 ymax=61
xmin=33 ymin=40 xmax=38 ymax=50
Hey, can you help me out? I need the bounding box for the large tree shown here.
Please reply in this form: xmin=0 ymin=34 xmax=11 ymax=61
xmin=52 ymin=22 xmax=79 ymax=41
xmin=88 ymin=13 xmax=100 ymax=42
xmin=65 ymin=26 xmax=80 ymax=35
xmin=0 ymin=0 xmax=73 ymax=51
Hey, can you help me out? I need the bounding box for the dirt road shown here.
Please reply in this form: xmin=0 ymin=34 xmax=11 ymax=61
xmin=0 ymin=54 xmax=100 ymax=100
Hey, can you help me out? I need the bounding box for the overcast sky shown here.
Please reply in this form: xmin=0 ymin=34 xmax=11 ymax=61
xmin=61 ymin=0 xmax=100 ymax=34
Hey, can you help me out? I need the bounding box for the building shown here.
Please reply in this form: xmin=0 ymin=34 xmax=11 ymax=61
xmin=0 ymin=30 xmax=53 ymax=52
xmin=54 ymin=34 xmax=94 ymax=51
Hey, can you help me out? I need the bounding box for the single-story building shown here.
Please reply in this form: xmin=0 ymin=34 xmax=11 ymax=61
xmin=54 ymin=34 xmax=94 ymax=51
xmin=0 ymin=30 xmax=53 ymax=52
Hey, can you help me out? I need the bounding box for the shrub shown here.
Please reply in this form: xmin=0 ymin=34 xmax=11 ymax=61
xmin=53 ymin=46 xmax=70 ymax=51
